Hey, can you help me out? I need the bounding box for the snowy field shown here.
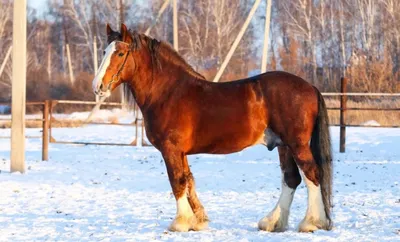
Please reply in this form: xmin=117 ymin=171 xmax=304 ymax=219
xmin=0 ymin=118 xmax=399 ymax=241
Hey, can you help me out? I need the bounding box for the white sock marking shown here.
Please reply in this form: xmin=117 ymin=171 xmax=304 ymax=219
xmin=300 ymin=170 xmax=326 ymax=221
xmin=277 ymin=182 xmax=295 ymax=212
xmin=176 ymin=193 xmax=194 ymax=218
xmin=259 ymin=176 xmax=295 ymax=231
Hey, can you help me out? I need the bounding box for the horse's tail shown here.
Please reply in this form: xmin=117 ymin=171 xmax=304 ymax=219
xmin=310 ymin=87 xmax=333 ymax=230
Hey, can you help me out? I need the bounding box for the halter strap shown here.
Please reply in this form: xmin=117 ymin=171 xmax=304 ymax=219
xmin=107 ymin=41 xmax=132 ymax=90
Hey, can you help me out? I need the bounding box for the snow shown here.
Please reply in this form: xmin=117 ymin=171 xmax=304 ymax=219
xmin=361 ymin=120 xmax=381 ymax=127
xmin=0 ymin=123 xmax=399 ymax=241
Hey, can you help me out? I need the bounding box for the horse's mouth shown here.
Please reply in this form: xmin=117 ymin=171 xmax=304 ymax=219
xmin=94 ymin=89 xmax=111 ymax=98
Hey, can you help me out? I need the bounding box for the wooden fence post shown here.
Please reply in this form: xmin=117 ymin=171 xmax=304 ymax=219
xmin=11 ymin=0 xmax=27 ymax=173
xmin=42 ymin=100 xmax=50 ymax=161
xmin=340 ymin=77 xmax=347 ymax=153
xmin=49 ymin=100 xmax=55 ymax=143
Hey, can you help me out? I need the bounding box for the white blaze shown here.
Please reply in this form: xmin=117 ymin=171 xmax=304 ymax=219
xmin=92 ymin=41 xmax=117 ymax=93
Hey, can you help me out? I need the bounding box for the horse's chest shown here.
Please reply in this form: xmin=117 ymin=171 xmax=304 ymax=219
xmin=142 ymin=121 xmax=158 ymax=146
xmin=142 ymin=119 xmax=171 ymax=148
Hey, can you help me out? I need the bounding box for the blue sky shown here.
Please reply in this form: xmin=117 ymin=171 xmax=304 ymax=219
xmin=28 ymin=0 xmax=46 ymax=9
xmin=28 ymin=0 xmax=47 ymax=15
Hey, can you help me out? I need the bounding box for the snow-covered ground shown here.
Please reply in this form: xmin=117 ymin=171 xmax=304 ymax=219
xmin=0 ymin=122 xmax=399 ymax=241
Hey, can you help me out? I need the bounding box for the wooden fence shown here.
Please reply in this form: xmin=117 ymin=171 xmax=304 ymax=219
xmin=0 ymin=78 xmax=399 ymax=160
xmin=324 ymin=77 xmax=400 ymax=152
xmin=0 ymin=101 xmax=45 ymax=140
xmin=45 ymin=100 xmax=152 ymax=160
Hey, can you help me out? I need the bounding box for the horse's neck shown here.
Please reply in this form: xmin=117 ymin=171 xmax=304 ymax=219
xmin=130 ymin=61 xmax=188 ymax=110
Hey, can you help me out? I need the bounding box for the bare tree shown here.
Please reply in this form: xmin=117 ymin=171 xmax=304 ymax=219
xmin=380 ymin=0 xmax=400 ymax=73
xmin=0 ymin=0 xmax=12 ymax=89
xmin=281 ymin=0 xmax=317 ymax=83
xmin=355 ymin=0 xmax=378 ymax=53
xmin=2 ymin=0 xmax=400 ymax=102
xmin=178 ymin=0 xmax=255 ymax=80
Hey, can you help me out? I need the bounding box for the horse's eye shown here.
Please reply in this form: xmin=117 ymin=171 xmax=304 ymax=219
xmin=103 ymin=51 xmax=106 ymax=55
xmin=118 ymin=52 xmax=124 ymax=57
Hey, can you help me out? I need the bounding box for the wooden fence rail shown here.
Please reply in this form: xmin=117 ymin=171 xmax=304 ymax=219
xmin=46 ymin=100 xmax=151 ymax=160
xmin=0 ymin=101 xmax=44 ymax=141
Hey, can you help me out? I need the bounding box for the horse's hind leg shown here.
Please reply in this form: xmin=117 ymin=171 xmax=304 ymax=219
xmin=258 ymin=146 xmax=301 ymax=232
xmin=183 ymin=156 xmax=209 ymax=230
xmin=162 ymin=149 xmax=196 ymax=232
xmin=291 ymin=144 xmax=330 ymax=232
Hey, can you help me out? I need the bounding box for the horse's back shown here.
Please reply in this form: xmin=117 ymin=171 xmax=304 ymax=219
xmin=220 ymin=70 xmax=319 ymax=122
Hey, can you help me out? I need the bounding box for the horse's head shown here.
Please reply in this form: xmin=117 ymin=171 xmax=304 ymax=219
xmin=93 ymin=24 xmax=140 ymax=97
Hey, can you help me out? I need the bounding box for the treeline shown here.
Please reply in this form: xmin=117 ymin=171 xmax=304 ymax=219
xmin=0 ymin=0 xmax=399 ymax=102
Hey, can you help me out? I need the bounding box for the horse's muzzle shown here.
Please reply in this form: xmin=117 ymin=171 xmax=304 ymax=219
xmin=94 ymin=83 xmax=111 ymax=97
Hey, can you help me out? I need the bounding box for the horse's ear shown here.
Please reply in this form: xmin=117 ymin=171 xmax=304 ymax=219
xmin=106 ymin=23 xmax=113 ymax=36
xmin=120 ymin=23 xmax=133 ymax=44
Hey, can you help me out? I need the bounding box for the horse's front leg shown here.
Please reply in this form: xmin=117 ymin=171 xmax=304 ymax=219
xmin=162 ymin=148 xmax=197 ymax=232
xmin=183 ymin=156 xmax=209 ymax=230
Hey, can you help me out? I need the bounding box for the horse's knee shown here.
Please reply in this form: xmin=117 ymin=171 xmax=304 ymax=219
xmin=161 ymin=152 xmax=188 ymax=199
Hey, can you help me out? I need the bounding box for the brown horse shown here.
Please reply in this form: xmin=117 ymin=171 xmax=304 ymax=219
xmin=93 ymin=23 xmax=333 ymax=233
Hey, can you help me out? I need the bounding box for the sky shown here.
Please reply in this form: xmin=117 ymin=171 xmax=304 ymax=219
xmin=29 ymin=0 xmax=46 ymax=8
xmin=28 ymin=0 xmax=47 ymax=16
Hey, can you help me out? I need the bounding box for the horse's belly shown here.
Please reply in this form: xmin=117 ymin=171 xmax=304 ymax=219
xmin=191 ymin=101 xmax=268 ymax=154
xmin=190 ymin=125 xmax=266 ymax=154
xmin=202 ymin=127 xmax=283 ymax=154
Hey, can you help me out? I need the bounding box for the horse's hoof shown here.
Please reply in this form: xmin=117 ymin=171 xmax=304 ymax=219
xmin=192 ymin=222 xmax=208 ymax=231
xmin=298 ymin=222 xmax=318 ymax=233
xmin=258 ymin=216 xmax=287 ymax=232
xmin=169 ymin=221 xmax=190 ymax=232
xmin=169 ymin=223 xmax=190 ymax=232
xmin=298 ymin=217 xmax=330 ymax=232
xmin=168 ymin=216 xmax=196 ymax=232
xmin=191 ymin=212 xmax=209 ymax=231
xmin=191 ymin=220 xmax=208 ymax=231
